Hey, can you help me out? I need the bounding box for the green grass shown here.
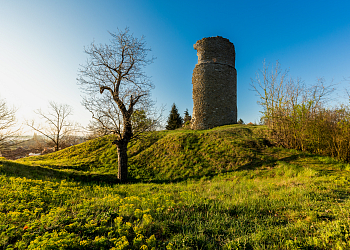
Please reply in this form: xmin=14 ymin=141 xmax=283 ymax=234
xmin=1 ymin=124 xmax=350 ymax=249
xmin=17 ymin=125 xmax=272 ymax=182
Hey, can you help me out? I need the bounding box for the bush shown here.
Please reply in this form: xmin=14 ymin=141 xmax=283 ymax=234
xmin=251 ymin=61 xmax=350 ymax=162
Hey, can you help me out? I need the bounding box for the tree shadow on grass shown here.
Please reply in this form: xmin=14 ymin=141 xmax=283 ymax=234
xmin=127 ymin=152 xmax=306 ymax=185
xmin=128 ymin=132 xmax=165 ymax=158
xmin=0 ymin=160 xmax=121 ymax=185
xmin=235 ymin=153 xmax=301 ymax=172
xmin=0 ymin=159 xmax=177 ymax=185
xmin=0 ymin=149 xmax=317 ymax=186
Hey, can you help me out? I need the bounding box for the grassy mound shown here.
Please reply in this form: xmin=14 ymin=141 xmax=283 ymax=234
xmin=127 ymin=125 xmax=272 ymax=181
xmin=17 ymin=125 xmax=272 ymax=182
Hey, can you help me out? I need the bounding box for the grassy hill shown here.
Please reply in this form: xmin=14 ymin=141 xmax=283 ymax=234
xmin=1 ymin=125 xmax=350 ymax=249
xmin=15 ymin=125 xmax=273 ymax=182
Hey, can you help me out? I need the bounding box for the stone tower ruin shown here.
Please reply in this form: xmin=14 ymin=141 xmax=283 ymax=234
xmin=191 ymin=36 xmax=237 ymax=130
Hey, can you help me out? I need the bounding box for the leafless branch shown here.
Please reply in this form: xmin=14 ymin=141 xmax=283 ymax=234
xmin=0 ymin=98 xmax=21 ymax=150
xmin=77 ymin=28 xmax=159 ymax=181
xmin=26 ymin=102 xmax=77 ymax=151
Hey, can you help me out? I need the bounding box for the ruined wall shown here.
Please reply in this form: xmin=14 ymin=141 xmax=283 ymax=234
xmin=191 ymin=36 xmax=237 ymax=130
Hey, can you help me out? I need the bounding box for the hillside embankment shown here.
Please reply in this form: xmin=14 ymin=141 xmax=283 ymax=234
xmin=16 ymin=125 xmax=273 ymax=182
xmin=1 ymin=124 xmax=350 ymax=249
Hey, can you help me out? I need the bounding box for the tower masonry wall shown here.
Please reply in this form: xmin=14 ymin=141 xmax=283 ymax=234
xmin=191 ymin=36 xmax=237 ymax=130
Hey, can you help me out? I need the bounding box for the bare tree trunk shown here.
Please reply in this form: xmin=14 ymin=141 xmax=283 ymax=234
xmin=113 ymin=118 xmax=133 ymax=182
xmin=113 ymin=122 xmax=132 ymax=182
xmin=115 ymin=140 xmax=128 ymax=182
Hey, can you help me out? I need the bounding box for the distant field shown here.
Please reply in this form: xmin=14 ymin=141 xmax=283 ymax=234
xmin=1 ymin=125 xmax=350 ymax=249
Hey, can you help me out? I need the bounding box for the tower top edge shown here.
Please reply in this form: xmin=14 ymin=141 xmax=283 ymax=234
xmin=195 ymin=36 xmax=234 ymax=46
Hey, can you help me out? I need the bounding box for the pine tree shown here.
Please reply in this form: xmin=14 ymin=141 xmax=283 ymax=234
xmin=166 ymin=103 xmax=183 ymax=130
xmin=237 ymin=118 xmax=245 ymax=124
xmin=183 ymin=109 xmax=192 ymax=123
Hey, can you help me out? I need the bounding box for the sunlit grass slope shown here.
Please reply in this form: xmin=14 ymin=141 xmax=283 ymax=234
xmin=17 ymin=125 xmax=273 ymax=182
xmin=1 ymin=125 xmax=350 ymax=249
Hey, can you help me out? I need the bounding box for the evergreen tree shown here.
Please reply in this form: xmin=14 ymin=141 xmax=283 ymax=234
xmin=166 ymin=103 xmax=183 ymax=130
xmin=237 ymin=118 xmax=245 ymax=124
xmin=183 ymin=109 xmax=192 ymax=123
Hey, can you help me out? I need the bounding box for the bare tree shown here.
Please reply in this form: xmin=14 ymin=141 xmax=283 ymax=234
xmin=251 ymin=60 xmax=337 ymax=152
xmin=77 ymin=28 xmax=157 ymax=182
xmin=0 ymin=97 xmax=20 ymax=150
xmin=250 ymin=61 xmax=334 ymax=125
xmin=27 ymin=102 xmax=77 ymax=151
xmin=250 ymin=60 xmax=293 ymax=127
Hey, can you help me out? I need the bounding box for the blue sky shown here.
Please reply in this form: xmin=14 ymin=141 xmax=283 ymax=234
xmin=1 ymin=0 xmax=349 ymax=130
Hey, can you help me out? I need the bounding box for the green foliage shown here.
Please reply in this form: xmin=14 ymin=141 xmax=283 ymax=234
xmin=0 ymin=175 xmax=159 ymax=249
xmin=131 ymin=109 xmax=157 ymax=135
xmin=166 ymin=103 xmax=183 ymax=130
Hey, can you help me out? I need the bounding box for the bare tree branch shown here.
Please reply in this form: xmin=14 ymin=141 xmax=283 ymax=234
xmin=26 ymin=102 xmax=77 ymax=151
xmin=77 ymin=28 xmax=159 ymax=182
xmin=0 ymin=97 xmax=21 ymax=150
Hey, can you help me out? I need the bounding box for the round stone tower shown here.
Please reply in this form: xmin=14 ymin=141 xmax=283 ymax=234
xmin=191 ymin=36 xmax=237 ymax=130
